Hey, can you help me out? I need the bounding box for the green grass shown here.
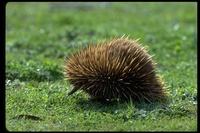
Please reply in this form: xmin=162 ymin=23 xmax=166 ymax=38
xmin=6 ymin=2 xmax=197 ymax=131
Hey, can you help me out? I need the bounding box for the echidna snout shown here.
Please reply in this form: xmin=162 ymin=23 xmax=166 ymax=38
xmin=64 ymin=36 xmax=168 ymax=102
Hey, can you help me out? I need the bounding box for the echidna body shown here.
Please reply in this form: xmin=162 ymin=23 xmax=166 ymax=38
xmin=64 ymin=36 xmax=167 ymax=102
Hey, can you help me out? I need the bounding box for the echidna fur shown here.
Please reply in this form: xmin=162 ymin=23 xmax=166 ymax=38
xmin=64 ymin=36 xmax=168 ymax=102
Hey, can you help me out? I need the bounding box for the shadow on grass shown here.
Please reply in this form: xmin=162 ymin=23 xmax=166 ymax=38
xmin=72 ymin=96 xmax=169 ymax=113
xmin=70 ymin=96 xmax=195 ymax=119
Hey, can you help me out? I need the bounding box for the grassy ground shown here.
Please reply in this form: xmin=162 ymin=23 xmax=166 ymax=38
xmin=6 ymin=2 xmax=197 ymax=131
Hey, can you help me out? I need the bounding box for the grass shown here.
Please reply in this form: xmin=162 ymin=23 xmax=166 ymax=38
xmin=5 ymin=2 xmax=197 ymax=131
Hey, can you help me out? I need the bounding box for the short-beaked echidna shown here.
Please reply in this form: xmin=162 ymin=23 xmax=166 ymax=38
xmin=64 ymin=36 xmax=168 ymax=102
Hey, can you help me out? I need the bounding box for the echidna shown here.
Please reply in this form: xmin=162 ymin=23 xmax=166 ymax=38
xmin=64 ymin=36 xmax=168 ymax=102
